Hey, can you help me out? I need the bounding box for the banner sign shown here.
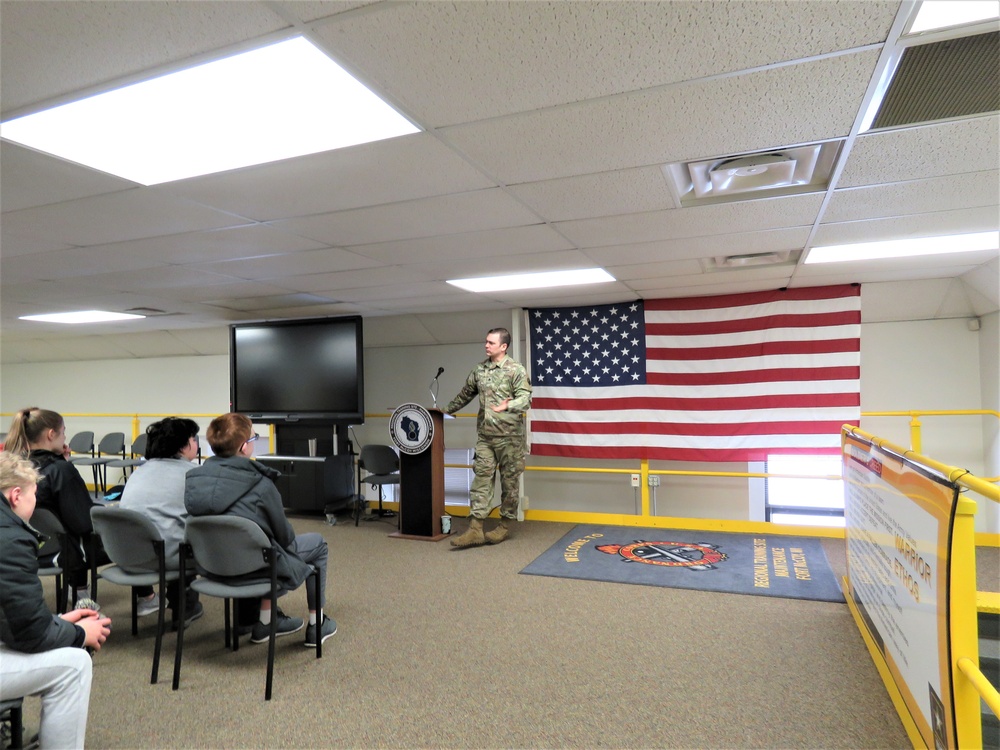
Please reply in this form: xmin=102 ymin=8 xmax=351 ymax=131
xmin=842 ymin=431 xmax=959 ymax=750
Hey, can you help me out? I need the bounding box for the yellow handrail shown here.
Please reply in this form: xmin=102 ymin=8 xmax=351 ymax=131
xmin=957 ymin=657 xmax=1000 ymax=717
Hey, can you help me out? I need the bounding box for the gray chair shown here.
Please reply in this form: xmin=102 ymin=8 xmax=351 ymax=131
xmin=358 ymin=444 xmax=400 ymax=519
xmin=31 ymin=508 xmax=83 ymax=612
xmin=73 ymin=432 xmax=126 ymax=495
xmin=90 ymin=506 xmax=179 ymax=684
xmin=172 ymin=516 xmax=322 ymax=701
xmin=66 ymin=431 xmax=95 ymax=460
xmin=105 ymin=432 xmax=148 ymax=481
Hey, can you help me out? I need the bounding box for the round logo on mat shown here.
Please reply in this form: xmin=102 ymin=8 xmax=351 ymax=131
xmin=596 ymin=541 xmax=726 ymax=570
xmin=389 ymin=403 xmax=434 ymax=455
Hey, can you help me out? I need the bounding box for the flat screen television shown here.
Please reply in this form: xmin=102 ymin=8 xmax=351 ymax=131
xmin=230 ymin=315 xmax=364 ymax=423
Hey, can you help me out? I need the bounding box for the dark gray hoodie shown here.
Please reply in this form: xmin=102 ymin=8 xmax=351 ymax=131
xmin=184 ymin=456 xmax=310 ymax=590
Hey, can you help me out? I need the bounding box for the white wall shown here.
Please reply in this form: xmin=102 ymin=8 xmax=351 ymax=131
xmin=2 ymin=316 xmax=995 ymax=530
xmin=978 ymin=311 xmax=1000 ymax=534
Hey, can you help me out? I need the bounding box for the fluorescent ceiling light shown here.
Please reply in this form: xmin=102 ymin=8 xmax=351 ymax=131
xmin=19 ymin=310 xmax=146 ymax=324
xmin=0 ymin=36 xmax=418 ymax=185
xmin=447 ymin=268 xmax=616 ymax=293
xmin=806 ymin=231 xmax=999 ymax=264
xmin=909 ymin=0 xmax=1000 ymax=33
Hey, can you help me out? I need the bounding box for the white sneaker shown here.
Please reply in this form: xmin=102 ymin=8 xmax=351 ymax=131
xmin=137 ymin=593 xmax=160 ymax=617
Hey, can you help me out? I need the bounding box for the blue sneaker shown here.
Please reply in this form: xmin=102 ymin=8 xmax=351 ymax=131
xmin=250 ymin=610 xmax=304 ymax=643
xmin=304 ymin=616 xmax=338 ymax=647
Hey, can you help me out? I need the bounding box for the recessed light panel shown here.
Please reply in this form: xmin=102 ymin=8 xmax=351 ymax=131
xmin=909 ymin=0 xmax=1000 ymax=34
xmin=806 ymin=231 xmax=999 ymax=264
xmin=447 ymin=268 xmax=615 ymax=293
xmin=19 ymin=311 xmax=146 ymax=324
xmin=0 ymin=37 xmax=419 ymax=185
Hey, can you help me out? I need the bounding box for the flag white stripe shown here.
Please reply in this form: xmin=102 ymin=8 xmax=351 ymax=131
xmin=531 ymin=406 xmax=859 ymax=424
xmin=647 ymin=324 xmax=860 ymax=349
xmin=646 ymin=351 xmax=858 ymax=374
xmin=535 ymin=378 xmax=859 ymax=399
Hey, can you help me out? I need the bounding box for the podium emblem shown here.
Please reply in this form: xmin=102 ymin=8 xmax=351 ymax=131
xmin=389 ymin=403 xmax=434 ymax=455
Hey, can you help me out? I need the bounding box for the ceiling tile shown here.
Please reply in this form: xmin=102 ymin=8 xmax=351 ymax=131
xmin=823 ymin=170 xmax=1000 ymax=223
xmin=349 ymin=224 xmax=574 ymax=264
xmin=316 ymin=1 xmax=895 ymax=126
xmin=440 ymin=51 xmax=880 ymax=184
xmin=581 ymin=227 xmax=813 ymax=266
xmin=193 ymin=247 xmax=381 ymax=280
xmin=558 ymin=194 xmax=823 ymax=248
xmin=813 ymin=205 xmax=1000 ymax=246
xmin=839 ymin=115 xmax=1000 ymax=187
xmin=161 ymin=133 xmax=495 ymax=221
xmin=274 ymin=189 xmax=542 ymax=246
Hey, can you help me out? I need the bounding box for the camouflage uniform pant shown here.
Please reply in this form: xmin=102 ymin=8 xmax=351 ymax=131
xmin=469 ymin=436 xmax=525 ymax=520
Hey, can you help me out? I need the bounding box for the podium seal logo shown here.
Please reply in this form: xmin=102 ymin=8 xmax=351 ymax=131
xmin=389 ymin=403 xmax=434 ymax=455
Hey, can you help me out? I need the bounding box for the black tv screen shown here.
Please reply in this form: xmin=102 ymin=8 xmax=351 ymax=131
xmin=230 ymin=316 xmax=364 ymax=423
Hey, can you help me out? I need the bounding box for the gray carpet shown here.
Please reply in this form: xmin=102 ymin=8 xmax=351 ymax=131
xmin=19 ymin=515 xmax=917 ymax=749
xmin=520 ymin=524 xmax=845 ymax=602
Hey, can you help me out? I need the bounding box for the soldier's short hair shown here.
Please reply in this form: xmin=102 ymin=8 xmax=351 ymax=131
xmin=488 ymin=327 xmax=511 ymax=348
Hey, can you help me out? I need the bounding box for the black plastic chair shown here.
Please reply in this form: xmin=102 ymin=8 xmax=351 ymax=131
xmin=73 ymin=432 xmax=126 ymax=496
xmin=172 ymin=516 xmax=322 ymax=701
xmin=91 ymin=506 xmax=179 ymax=684
xmin=358 ymin=445 xmax=400 ymax=520
xmin=0 ymin=698 xmax=23 ymax=749
xmin=105 ymin=432 xmax=148 ymax=481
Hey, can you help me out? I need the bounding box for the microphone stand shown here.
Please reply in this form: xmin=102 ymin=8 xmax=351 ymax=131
xmin=430 ymin=375 xmax=440 ymax=409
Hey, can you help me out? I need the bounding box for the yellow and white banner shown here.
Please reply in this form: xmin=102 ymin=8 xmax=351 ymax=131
xmin=842 ymin=431 xmax=958 ymax=750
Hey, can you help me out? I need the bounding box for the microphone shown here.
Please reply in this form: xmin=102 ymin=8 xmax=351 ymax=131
xmin=435 ymin=367 xmax=444 ymax=378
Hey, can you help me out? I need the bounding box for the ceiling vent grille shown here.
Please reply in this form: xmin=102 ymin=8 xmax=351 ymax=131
xmin=872 ymin=31 xmax=999 ymax=129
xmin=663 ymin=141 xmax=842 ymax=207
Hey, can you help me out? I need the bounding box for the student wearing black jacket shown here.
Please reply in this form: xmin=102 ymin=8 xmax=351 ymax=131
xmin=0 ymin=451 xmax=112 ymax=749
xmin=5 ymin=408 xmax=155 ymax=607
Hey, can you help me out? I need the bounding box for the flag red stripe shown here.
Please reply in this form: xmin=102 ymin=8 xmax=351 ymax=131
xmin=531 ymin=420 xmax=853 ymax=436
xmin=646 ymin=310 xmax=859 ymax=335
xmin=533 ymin=393 xmax=859 ymax=411
xmin=644 ymin=284 xmax=860 ymax=312
xmin=647 ymin=366 xmax=859 ymax=386
xmin=647 ymin=339 xmax=860 ymax=361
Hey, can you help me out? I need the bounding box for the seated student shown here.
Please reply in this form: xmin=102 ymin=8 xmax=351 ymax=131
xmin=0 ymin=451 xmax=112 ymax=750
xmin=4 ymin=408 xmax=156 ymax=611
xmin=119 ymin=418 xmax=204 ymax=628
xmin=184 ymin=413 xmax=337 ymax=646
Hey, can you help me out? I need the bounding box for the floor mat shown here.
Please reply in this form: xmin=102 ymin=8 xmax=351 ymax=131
xmin=520 ymin=524 xmax=845 ymax=602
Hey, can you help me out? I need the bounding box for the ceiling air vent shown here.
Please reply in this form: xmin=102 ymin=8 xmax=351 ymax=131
xmin=663 ymin=141 xmax=842 ymax=207
xmin=871 ymin=31 xmax=999 ymax=129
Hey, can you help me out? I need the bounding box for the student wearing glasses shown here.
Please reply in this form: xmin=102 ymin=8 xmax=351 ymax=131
xmin=184 ymin=413 xmax=336 ymax=647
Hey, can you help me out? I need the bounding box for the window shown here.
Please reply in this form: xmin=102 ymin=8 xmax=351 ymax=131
xmin=765 ymin=454 xmax=845 ymax=527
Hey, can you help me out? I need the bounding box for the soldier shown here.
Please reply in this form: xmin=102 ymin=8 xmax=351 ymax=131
xmin=445 ymin=327 xmax=532 ymax=547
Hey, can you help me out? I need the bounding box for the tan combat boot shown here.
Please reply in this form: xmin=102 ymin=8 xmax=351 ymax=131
xmin=450 ymin=517 xmax=485 ymax=548
xmin=485 ymin=518 xmax=511 ymax=544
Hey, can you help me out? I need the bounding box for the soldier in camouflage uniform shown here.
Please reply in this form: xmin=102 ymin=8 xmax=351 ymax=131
xmin=445 ymin=327 xmax=532 ymax=547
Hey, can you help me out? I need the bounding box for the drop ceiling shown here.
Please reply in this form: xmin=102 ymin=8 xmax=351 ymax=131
xmin=1 ymin=0 xmax=998 ymax=362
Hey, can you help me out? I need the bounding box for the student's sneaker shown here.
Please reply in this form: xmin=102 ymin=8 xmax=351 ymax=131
xmin=171 ymin=601 xmax=205 ymax=631
xmin=250 ymin=610 xmax=304 ymax=644
xmin=304 ymin=616 xmax=338 ymax=647
xmin=136 ymin=593 xmax=161 ymax=617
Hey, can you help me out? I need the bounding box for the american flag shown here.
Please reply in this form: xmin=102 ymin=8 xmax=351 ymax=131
xmin=527 ymin=285 xmax=861 ymax=462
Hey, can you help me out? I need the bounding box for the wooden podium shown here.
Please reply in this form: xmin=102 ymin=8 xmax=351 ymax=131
xmin=389 ymin=406 xmax=447 ymax=541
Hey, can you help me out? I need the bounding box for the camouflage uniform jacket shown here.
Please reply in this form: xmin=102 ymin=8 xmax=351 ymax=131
xmin=446 ymin=354 xmax=532 ymax=439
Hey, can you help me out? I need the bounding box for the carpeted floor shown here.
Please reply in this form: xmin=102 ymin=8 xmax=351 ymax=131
xmin=16 ymin=515 xmax=932 ymax=748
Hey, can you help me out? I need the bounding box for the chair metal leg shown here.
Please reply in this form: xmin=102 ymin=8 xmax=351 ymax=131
xmin=313 ymin=566 xmax=322 ymax=660
xmin=172 ymin=546 xmax=189 ymax=691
